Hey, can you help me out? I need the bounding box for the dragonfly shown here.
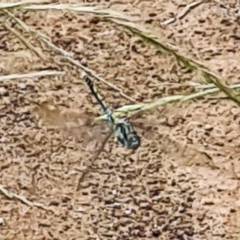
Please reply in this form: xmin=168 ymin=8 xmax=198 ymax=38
xmin=31 ymin=74 xmax=143 ymax=190
xmin=31 ymin=83 xmax=215 ymax=190
xmin=82 ymin=73 xmax=141 ymax=150
xmin=32 ymin=76 xmax=141 ymax=154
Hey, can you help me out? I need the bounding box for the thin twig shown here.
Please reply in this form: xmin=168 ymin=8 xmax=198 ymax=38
xmin=160 ymin=17 xmax=176 ymax=26
xmin=178 ymin=1 xmax=207 ymax=19
xmin=0 ymin=70 xmax=64 ymax=81
xmin=0 ymin=184 xmax=49 ymax=211
xmin=161 ymin=0 xmax=208 ymax=26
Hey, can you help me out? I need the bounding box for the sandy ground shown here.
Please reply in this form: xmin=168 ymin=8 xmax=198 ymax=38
xmin=1 ymin=0 xmax=240 ymax=239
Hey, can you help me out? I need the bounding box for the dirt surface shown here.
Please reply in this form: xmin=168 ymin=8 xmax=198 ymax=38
xmin=1 ymin=1 xmax=240 ymax=239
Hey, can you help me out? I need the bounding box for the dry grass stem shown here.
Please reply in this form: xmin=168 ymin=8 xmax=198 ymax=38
xmin=95 ymin=82 xmax=240 ymax=120
xmin=3 ymin=3 xmax=239 ymax=106
xmin=161 ymin=0 xmax=208 ymax=26
xmin=3 ymin=21 xmax=45 ymax=60
xmin=0 ymin=70 xmax=64 ymax=81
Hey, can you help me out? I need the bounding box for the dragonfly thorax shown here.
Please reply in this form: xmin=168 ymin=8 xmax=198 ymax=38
xmin=114 ymin=121 xmax=141 ymax=149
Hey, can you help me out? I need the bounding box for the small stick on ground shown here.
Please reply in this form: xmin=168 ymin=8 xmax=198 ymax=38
xmin=178 ymin=0 xmax=209 ymax=20
xmin=161 ymin=0 xmax=208 ymax=26
xmin=0 ymin=184 xmax=49 ymax=211
xmin=0 ymin=70 xmax=64 ymax=81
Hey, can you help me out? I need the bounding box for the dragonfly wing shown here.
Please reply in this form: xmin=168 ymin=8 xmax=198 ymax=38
xmin=33 ymin=101 xmax=114 ymax=191
xmin=32 ymin=100 xmax=94 ymax=128
xmin=126 ymin=108 xmax=169 ymax=140
xmin=80 ymin=124 xmax=112 ymax=152
xmin=76 ymin=126 xmax=113 ymax=191
xmin=32 ymin=101 xmax=111 ymax=151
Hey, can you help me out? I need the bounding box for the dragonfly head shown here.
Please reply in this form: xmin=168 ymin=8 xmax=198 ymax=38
xmin=114 ymin=120 xmax=141 ymax=150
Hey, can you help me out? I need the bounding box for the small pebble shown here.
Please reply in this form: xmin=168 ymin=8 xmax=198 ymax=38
xmin=0 ymin=217 xmax=4 ymax=225
xmin=19 ymin=83 xmax=26 ymax=89
xmin=0 ymin=87 xmax=7 ymax=95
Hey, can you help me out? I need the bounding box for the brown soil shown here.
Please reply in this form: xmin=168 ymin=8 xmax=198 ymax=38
xmin=1 ymin=1 xmax=240 ymax=239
